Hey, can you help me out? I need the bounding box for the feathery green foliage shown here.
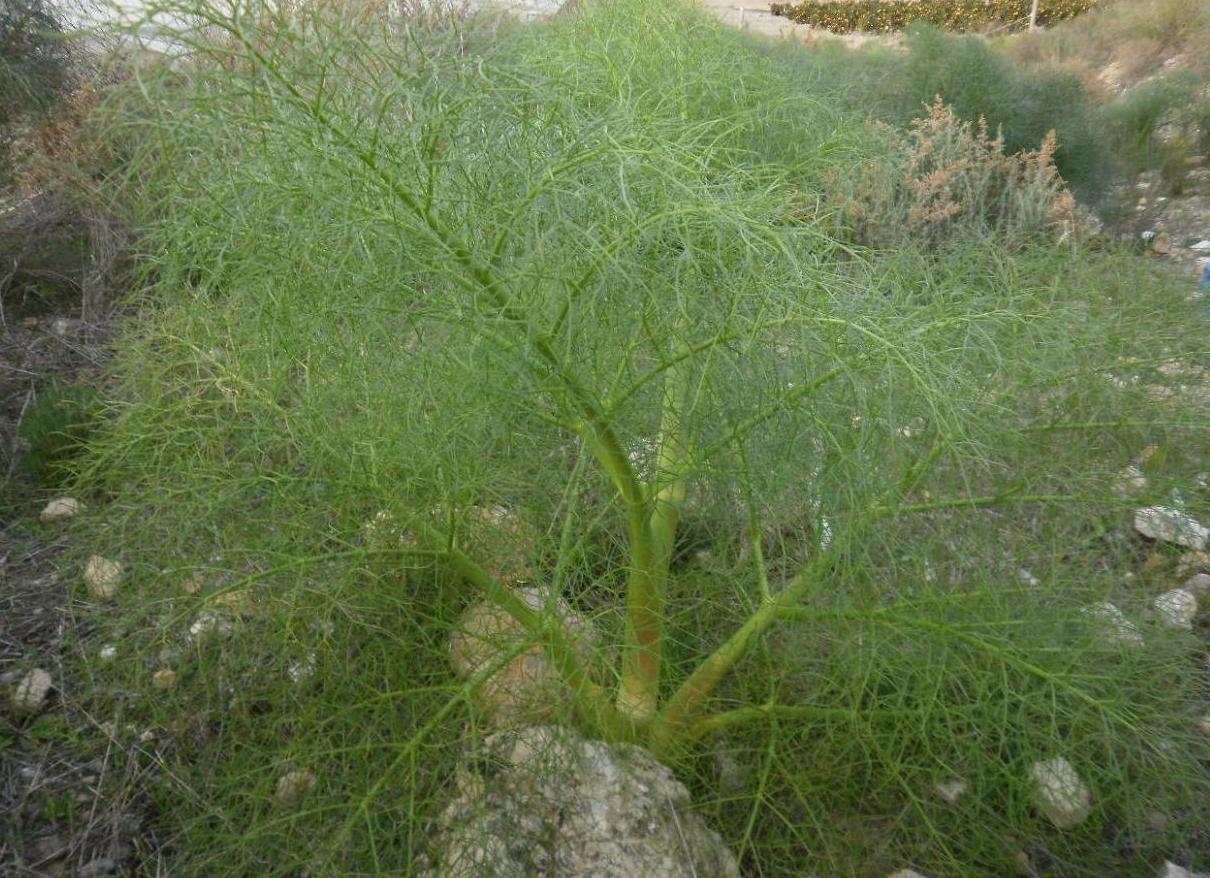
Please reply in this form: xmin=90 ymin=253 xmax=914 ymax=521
xmin=67 ymin=0 xmax=1210 ymax=875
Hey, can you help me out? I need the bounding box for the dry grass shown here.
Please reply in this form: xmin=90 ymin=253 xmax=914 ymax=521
xmin=1002 ymin=0 xmax=1210 ymax=91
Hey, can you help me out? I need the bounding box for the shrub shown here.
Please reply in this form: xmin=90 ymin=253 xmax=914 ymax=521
xmin=769 ymin=0 xmax=1098 ymax=34
xmin=899 ymin=23 xmax=1110 ymax=200
xmin=1 ymin=0 xmax=69 ymax=181
xmin=1097 ymin=71 xmax=1205 ymax=192
xmin=833 ymin=98 xmax=1076 ymax=250
xmin=18 ymin=381 xmax=104 ymax=484
xmin=0 ymin=0 xmax=68 ymax=126
xmin=74 ymin=0 xmax=1210 ymax=875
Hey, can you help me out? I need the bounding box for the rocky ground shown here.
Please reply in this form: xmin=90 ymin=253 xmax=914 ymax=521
xmin=1131 ymin=160 xmax=1210 ymax=292
xmin=1 ymin=192 xmax=145 ymax=876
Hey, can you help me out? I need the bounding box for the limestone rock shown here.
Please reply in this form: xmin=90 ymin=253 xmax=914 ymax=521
xmin=1160 ymin=862 xmax=1210 ymax=878
xmin=1084 ymin=601 xmax=1144 ymax=646
xmin=1030 ymin=756 xmax=1091 ymax=829
xmin=1153 ymin=589 xmax=1198 ymax=630
xmin=934 ymin=778 xmax=967 ymax=806
xmin=275 ymin=769 xmax=317 ymax=804
xmin=426 ymin=725 xmax=739 ymax=878
xmin=1134 ymin=507 xmax=1209 ymax=550
xmin=188 ymin=610 xmax=233 ymax=641
xmin=449 ymin=588 xmax=596 ymax=727
xmin=83 ymin=555 xmax=123 ymax=601
xmin=1176 ymin=550 xmax=1210 ymax=578
xmin=39 ymin=496 xmax=82 ymax=524
xmin=287 ymin=653 xmax=317 ymax=683
xmin=1184 ymin=573 xmax=1210 ymax=597
xmin=888 ymin=871 xmax=929 ymax=878
xmin=12 ymin=668 xmax=53 ymax=715
xmin=1114 ymin=465 xmax=1147 ymax=496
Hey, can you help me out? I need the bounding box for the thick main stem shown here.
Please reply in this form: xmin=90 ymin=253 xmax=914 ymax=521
xmin=617 ymin=348 xmax=691 ymax=718
xmin=650 ymin=542 xmax=835 ymax=745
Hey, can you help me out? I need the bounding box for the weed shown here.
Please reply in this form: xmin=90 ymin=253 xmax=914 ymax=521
xmin=17 ymin=381 xmax=103 ymax=485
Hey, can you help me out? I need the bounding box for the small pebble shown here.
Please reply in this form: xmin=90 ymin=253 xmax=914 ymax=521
xmin=39 ymin=496 xmax=82 ymax=524
xmin=1031 ymin=756 xmax=1091 ymax=829
xmin=1184 ymin=573 xmax=1210 ymax=597
xmin=287 ymin=653 xmax=318 ymax=683
xmin=1134 ymin=506 xmax=1209 ymax=550
xmin=12 ymin=668 xmax=53 ymax=715
xmin=1114 ymin=465 xmax=1147 ymax=496
xmin=276 ymin=769 xmax=317 ymax=804
xmin=84 ymin=556 xmax=123 ymax=601
xmin=1159 ymin=861 xmax=1210 ymax=878
xmin=98 ymin=644 xmax=117 ymax=661
xmin=934 ymin=778 xmax=967 ymax=806
xmin=188 ymin=611 xmax=233 ymax=640
xmin=1084 ymin=601 xmax=1144 ymax=647
xmin=1153 ymin=589 xmax=1198 ymax=630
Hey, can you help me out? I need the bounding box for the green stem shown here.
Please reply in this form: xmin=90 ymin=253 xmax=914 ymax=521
xmin=650 ymin=540 xmax=835 ymax=744
xmin=423 ymin=525 xmax=634 ymax=740
xmin=688 ymin=701 xmax=921 ymax=741
xmin=618 ymin=342 xmax=693 ymax=718
xmin=870 ymin=493 xmax=1074 ymax=519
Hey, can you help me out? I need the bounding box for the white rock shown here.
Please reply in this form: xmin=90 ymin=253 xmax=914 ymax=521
xmin=287 ymin=653 xmax=317 ymax=683
xmin=1084 ymin=602 xmax=1144 ymax=646
xmin=1031 ymin=756 xmax=1091 ymax=829
xmin=1114 ymin=465 xmax=1147 ymax=496
xmin=934 ymin=778 xmax=967 ymax=806
xmin=1153 ymin=589 xmax=1198 ymax=630
xmin=188 ymin=610 xmax=233 ymax=640
xmin=276 ymin=769 xmax=317 ymax=804
xmin=1017 ymin=568 xmax=1040 ymax=587
xmin=12 ymin=668 xmax=53 ymax=715
xmin=888 ymin=872 xmax=929 ymax=878
xmin=1134 ymin=506 xmax=1209 ymax=550
xmin=83 ymin=555 xmax=123 ymax=601
xmin=1184 ymin=573 xmax=1210 ymax=597
xmin=98 ymin=644 xmax=117 ymax=661
xmin=1191 ymin=239 xmax=1210 ymax=251
xmin=427 ymin=725 xmax=739 ymax=878
xmin=39 ymin=496 xmax=82 ymax=524
xmin=1160 ymin=862 xmax=1210 ymax=878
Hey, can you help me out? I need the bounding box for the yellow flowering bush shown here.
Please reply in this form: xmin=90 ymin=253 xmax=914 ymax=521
xmin=769 ymin=0 xmax=1098 ymax=33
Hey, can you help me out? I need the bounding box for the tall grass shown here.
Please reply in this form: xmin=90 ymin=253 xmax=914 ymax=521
xmin=66 ymin=0 xmax=1210 ymax=875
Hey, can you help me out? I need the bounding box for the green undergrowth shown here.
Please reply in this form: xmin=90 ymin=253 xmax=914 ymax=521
xmin=59 ymin=0 xmax=1210 ymax=875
